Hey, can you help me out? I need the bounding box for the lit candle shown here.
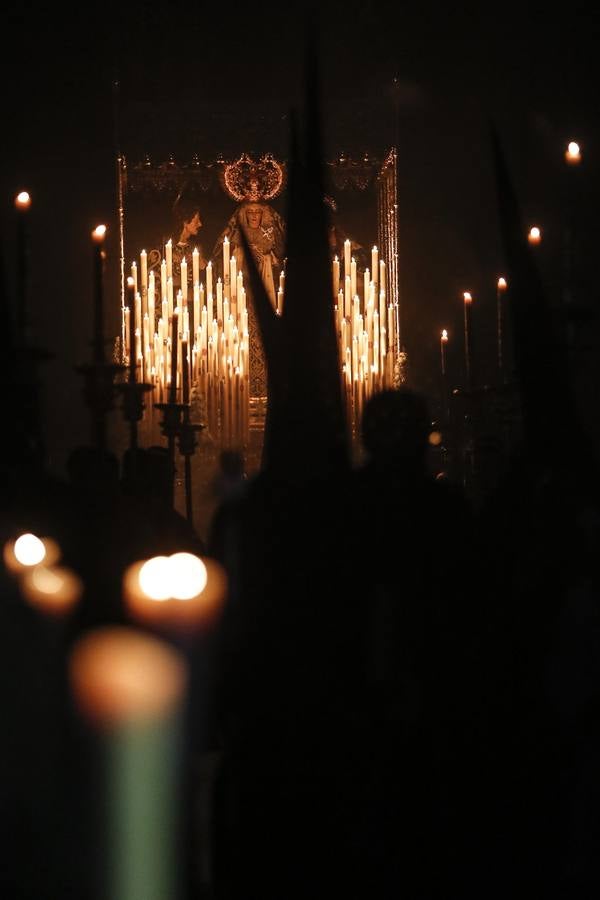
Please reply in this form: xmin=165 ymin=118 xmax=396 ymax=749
xmin=332 ymin=255 xmax=340 ymax=298
xmin=497 ymin=277 xmax=507 ymax=377
xmin=350 ymin=257 xmax=357 ymax=300
xmin=528 ymin=226 xmax=542 ymax=245
xmin=379 ymin=259 xmax=386 ymax=295
xmin=3 ymin=532 xmax=60 ymax=576
xmin=92 ymin=225 xmax=107 ymax=363
xmin=20 ymin=565 xmax=83 ymax=617
xmin=230 ymin=254 xmax=237 ymax=301
xmin=180 ymin=255 xmax=187 ymax=302
xmin=165 ymin=239 xmax=173 ymax=279
xmin=140 ymin=249 xmax=148 ymax=308
xmin=217 ymin=277 xmax=223 ymax=325
xmin=463 ymin=292 xmax=473 ymax=389
xmin=223 ymin=237 xmax=230 ymax=300
xmin=192 ymin=246 xmax=200 ymax=284
xmin=69 ymin=627 xmax=188 ymax=900
xmin=371 ymin=246 xmax=379 ymax=291
xmin=15 ymin=190 xmax=31 ymax=345
xmin=206 ymin=260 xmax=213 ymax=300
xmin=344 ymin=239 xmax=351 ymax=280
xmin=565 ymin=140 xmax=581 ymax=166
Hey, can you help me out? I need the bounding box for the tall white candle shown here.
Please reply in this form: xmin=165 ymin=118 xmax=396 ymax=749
xmin=192 ymin=247 xmax=199 ymax=285
xmin=351 ymin=257 xmax=357 ymax=300
xmin=180 ymin=256 xmax=187 ymax=302
xmin=371 ymin=246 xmax=379 ymax=291
xmin=223 ymin=238 xmax=230 ymax=300
xmin=332 ymin=256 xmax=340 ymax=298
xmin=344 ymin=239 xmax=351 ymax=280
xmin=206 ymin=260 xmax=213 ymax=300
xmin=230 ymin=254 xmax=237 ymax=301
xmin=161 ymin=259 xmax=167 ymax=302
xmin=165 ymin=240 xmax=173 ymax=279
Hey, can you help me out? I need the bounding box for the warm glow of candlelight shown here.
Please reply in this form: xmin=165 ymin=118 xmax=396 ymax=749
xmin=441 ymin=329 xmax=448 ymax=342
xmin=4 ymin=533 xmax=60 ymax=575
xmin=69 ymin=626 xmax=187 ymax=726
xmin=565 ymin=141 xmax=581 ymax=165
xmin=15 ymin=191 xmax=31 ymax=209
xmin=497 ymin=277 xmax=507 ymax=290
xmin=528 ymin=226 xmax=542 ymax=244
xmin=123 ymin=553 xmax=226 ymax=631
xmin=428 ymin=431 xmax=442 ymax=446
xmin=14 ymin=533 xmax=46 ymax=565
xmin=21 ymin=565 xmax=83 ymax=616
xmin=463 ymin=292 xmax=472 ymax=303
xmin=92 ymin=224 xmax=107 ymax=243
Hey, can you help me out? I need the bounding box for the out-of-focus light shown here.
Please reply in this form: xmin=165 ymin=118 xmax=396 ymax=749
xmin=123 ymin=553 xmax=226 ymax=631
xmin=528 ymin=226 xmax=542 ymax=245
xmin=15 ymin=191 xmax=31 ymax=209
xmin=497 ymin=277 xmax=508 ymax=290
xmin=4 ymin=533 xmax=61 ymax=575
xmin=138 ymin=556 xmax=172 ymax=601
xmin=92 ymin=224 xmax=107 ymax=243
xmin=463 ymin=291 xmax=472 ymax=303
xmin=429 ymin=431 xmax=443 ymax=446
xmin=21 ymin=565 xmax=82 ymax=616
xmin=69 ymin=626 xmax=188 ymax=726
xmin=15 ymin=533 xmax=46 ymax=566
xmin=441 ymin=329 xmax=448 ymax=342
xmin=169 ymin=553 xmax=208 ymax=600
xmin=565 ymin=141 xmax=581 ymax=165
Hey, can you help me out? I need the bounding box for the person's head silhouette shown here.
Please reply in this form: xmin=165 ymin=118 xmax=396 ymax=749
xmin=361 ymin=387 xmax=431 ymax=470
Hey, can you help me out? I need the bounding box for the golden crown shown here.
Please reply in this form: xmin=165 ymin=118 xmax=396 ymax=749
xmin=221 ymin=154 xmax=286 ymax=202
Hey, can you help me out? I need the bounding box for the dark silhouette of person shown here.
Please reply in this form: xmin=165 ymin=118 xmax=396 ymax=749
xmin=346 ymin=387 xmax=479 ymax=899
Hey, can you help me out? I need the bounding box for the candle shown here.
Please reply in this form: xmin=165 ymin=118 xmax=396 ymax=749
xmin=379 ymin=259 xmax=386 ymax=295
xmin=140 ymin=249 xmax=148 ymax=311
xmin=182 ymin=339 xmax=189 ymax=403
xmin=161 ymin=259 xmax=167 ymax=301
xmin=3 ymin=532 xmax=61 ymax=576
xmin=332 ymin=255 xmax=340 ymax=298
xmin=565 ymin=140 xmax=581 ymax=166
xmin=192 ymin=246 xmax=200 ymax=284
xmin=206 ymin=260 xmax=213 ymax=300
xmin=497 ymin=277 xmax=507 ymax=377
xmin=165 ymin=239 xmax=173 ymax=279
xmin=371 ymin=246 xmax=379 ymax=291
xmin=344 ymin=239 xmax=351 ymax=280
xmin=69 ymin=627 xmax=187 ymax=900
xmin=20 ymin=564 xmax=83 ymax=617
xmin=528 ymin=226 xmax=542 ymax=245
xmin=170 ymin=311 xmax=178 ymax=403
xmin=92 ymin=225 xmax=107 ymax=363
xmin=463 ymin=292 xmax=473 ymax=388
xmin=15 ymin=190 xmax=31 ymax=345
xmin=350 ymin=257 xmax=357 ymax=300
xmin=217 ymin=278 xmax=223 ymax=325
xmin=230 ymin=254 xmax=237 ymax=301
xmin=180 ymin=256 xmax=187 ymax=302
xmin=223 ymin=237 xmax=230 ymax=300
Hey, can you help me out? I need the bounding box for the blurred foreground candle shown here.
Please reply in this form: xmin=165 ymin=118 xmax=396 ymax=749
xmin=20 ymin=564 xmax=82 ymax=617
xmin=528 ymin=226 xmax=542 ymax=245
xmin=223 ymin=237 xmax=230 ymax=299
xmin=123 ymin=553 xmax=226 ymax=633
xmin=69 ymin=626 xmax=187 ymax=900
xmin=3 ymin=532 xmax=60 ymax=576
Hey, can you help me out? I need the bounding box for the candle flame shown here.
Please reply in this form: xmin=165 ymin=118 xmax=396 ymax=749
xmin=497 ymin=277 xmax=507 ymax=290
xmin=15 ymin=190 xmax=31 ymax=209
xmin=463 ymin=292 xmax=472 ymax=303
xmin=528 ymin=226 xmax=542 ymax=243
xmin=565 ymin=141 xmax=581 ymax=164
xmin=127 ymin=276 xmax=134 ymax=288
xmin=441 ymin=329 xmax=448 ymax=341
xmin=92 ymin=224 xmax=107 ymax=243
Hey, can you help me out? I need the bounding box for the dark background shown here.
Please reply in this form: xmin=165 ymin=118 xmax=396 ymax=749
xmin=2 ymin=0 xmax=599 ymax=473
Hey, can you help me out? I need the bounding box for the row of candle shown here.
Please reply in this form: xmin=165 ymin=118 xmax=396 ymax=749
xmin=123 ymin=235 xmax=399 ymax=446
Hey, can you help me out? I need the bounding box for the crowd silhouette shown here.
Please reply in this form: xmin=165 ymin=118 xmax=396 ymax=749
xmin=2 ymin=32 xmax=600 ymax=900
